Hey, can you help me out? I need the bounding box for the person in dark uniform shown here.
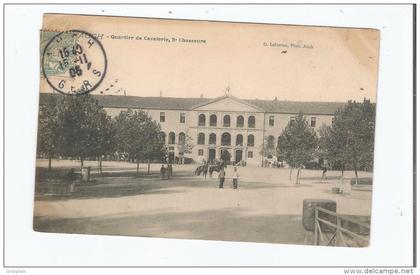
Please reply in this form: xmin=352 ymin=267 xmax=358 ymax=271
xmin=218 ymin=167 xmax=226 ymax=188
xmin=67 ymin=168 xmax=77 ymax=193
xmin=168 ymin=164 xmax=173 ymax=178
xmin=321 ymin=166 xmax=328 ymax=180
xmin=232 ymin=166 xmax=239 ymax=189
xmin=203 ymin=163 xmax=208 ymax=179
xmin=160 ymin=165 xmax=166 ymax=179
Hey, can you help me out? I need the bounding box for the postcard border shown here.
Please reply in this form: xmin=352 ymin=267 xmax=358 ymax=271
xmin=2 ymin=2 xmax=417 ymax=269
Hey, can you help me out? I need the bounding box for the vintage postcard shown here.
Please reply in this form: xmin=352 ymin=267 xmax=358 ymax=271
xmin=34 ymin=13 xmax=379 ymax=247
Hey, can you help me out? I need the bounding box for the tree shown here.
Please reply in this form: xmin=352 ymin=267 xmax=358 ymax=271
xmin=177 ymin=133 xmax=194 ymax=164
xmin=91 ymin=115 xmax=116 ymax=175
xmin=37 ymin=94 xmax=61 ymax=169
xmin=318 ymin=125 xmax=346 ymax=178
xmin=114 ymin=109 xmax=165 ymax=176
xmin=277 ymin=113 xmax=318 ymax=184
xmin=260 ymin=136 xmax=276 ymax=165
xmin=318 ymin=99 xmax=375 ymax=184
xmin=55 ymin=94 xmax=111 ymax=169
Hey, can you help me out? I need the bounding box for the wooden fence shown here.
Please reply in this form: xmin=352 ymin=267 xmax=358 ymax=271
xmin=314 ymin=206 xmax=370 ymax=247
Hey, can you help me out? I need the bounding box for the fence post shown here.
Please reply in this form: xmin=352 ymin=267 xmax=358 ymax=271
xmin=314 ymin=208 xmax=319 ymax=245
xmin=336 ymin=216 xmax=341 ymax=246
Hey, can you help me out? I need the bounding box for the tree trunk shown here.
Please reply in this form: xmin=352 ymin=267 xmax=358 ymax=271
xmin=341 ymin=169 xmax=344 ymax=185
xmin=295 ymin=167 xmax=301 ymax=184
xmin=81 ymin=158 xmax=84 ymax=169
xmin=99 ymin=155 xmax=103 ymax=176
xmin=147 ymin=159 xmax=151 ymax=175
xmin=136 ymin=158 xmax=140 ymax=177
xmin=48 ymin=156 xmax=52 ymax=170
xmin=289 ymin=167 xmax=293 ymax=180
xmin=354 ymin=167 xmax=359 ymax=185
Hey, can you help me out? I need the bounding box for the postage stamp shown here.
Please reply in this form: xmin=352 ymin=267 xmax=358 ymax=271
xmin=41 ymin=29 xmax=107 ymax=95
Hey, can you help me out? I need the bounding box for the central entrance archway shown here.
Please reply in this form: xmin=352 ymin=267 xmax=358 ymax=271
xmin=220 ymin=149 xmax=231 ymax=164
xmin=208 ymin=148 xmax=216 ymax=161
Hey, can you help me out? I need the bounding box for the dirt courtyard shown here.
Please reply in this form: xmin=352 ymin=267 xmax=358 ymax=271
xmin=33 ymin=160 xmax=372 ymax=245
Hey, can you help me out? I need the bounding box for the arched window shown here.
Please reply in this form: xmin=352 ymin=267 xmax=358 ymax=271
xmin=198 ymin=133 xmax=205 ymax=145
xmin=198 ymin=114 xmax=206 ymax=126
xmin=236 ymin=115 xmax=244 ymax=127
xmin=159 ymin=131 xmax=166 ymax=143
xmin=223 ymin=115 xmax=231 ymax=127
xmin=221 ymin=132 xmax=231 ymax=146
xmin=209 ymin=133 xmax=216 ymax=145
xmin=248 ymin=115 xmax=255 ymax=128
xmin=247 ymin=134 xmax=254 ymax=147
xmin=178 ymin=132 xmax=186 ymax=145
xmin=210 ymin=114 xmax=217 ymax=127
xmin=236 ymin=134 xmax=243 ymax=146
xmin=267 ymin=135 xmax=275 ymax=149
xmin=168 ymin=132 xmax=176 ymax=144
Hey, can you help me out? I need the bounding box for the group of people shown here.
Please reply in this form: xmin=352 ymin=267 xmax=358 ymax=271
xmin=161 ymin=160 xmax=240 ymax=189
xmin=196 ymin=160 xmax=240 ymax=189
xmin=217 ymin=166 xmax=239 ymax=189
xmin=197 ymin=162 xmax=217 ymax=179
xmin=160 ymin=164 xmax=173 ymax=179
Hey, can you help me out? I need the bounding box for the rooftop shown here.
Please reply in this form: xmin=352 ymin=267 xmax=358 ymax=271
xmin=39 ymin=93 xmax=347 ymax=115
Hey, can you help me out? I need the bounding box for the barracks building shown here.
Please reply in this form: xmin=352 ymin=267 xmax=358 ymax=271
xmin=40 ymin=93 xmax=345 ymax=166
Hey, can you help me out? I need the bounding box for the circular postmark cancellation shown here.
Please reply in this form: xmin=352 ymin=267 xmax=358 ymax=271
xmin=42 ymin=30 xmax=107 ymax=95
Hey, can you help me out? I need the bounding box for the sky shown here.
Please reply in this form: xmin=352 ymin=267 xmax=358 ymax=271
xmin=41 ymin=14 xmax=380 ymax=102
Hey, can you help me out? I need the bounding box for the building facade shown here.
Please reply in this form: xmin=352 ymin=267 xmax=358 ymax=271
xmin=96 ymin=94 xmax=344 ymax=166
xmin=39 ymin=93 xmax=345 ymax=166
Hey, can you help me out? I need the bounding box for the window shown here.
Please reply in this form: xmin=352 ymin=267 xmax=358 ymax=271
xmin=223 ymin=115 xmax=231 ymax=127
xmin=248 ymin=151 xmax=253 ymax=158
xmin=210 ymin=114 xmax=217 ymax=127
xmin=221 ymin=132 xmax=231 ymax=146
xmin=236 ymin=134 xmax=243 ymax=146
xmin=168 ymin=132 xmax=175 ymax=144
xmin=290 ymin=116 xmax=296 ymax=124
xmin=311 ymin=117 xmax=316 ymax=127
xmin=247 ymin=134 xmax=254 ymax=147
xmin=236 ymin=115 xmax=244 ymax=127
xmin=178 ymin=132 xmax=186 ymax=145
xmin=180 ymin=113 xmax=185 ymax=123
xmin=248 ymin=115 xmax=255 ymax=128
xmin=198 ymin=133 xmax=205 ymax=145
xmin=269 ymin=115 xmax=274 ymax=126
xmin=198 ymin=114 xmax=206 ymax=126
xmin=160 ymin=112 xmax=165 ymax=122
xmin=209 ymin=133 xmax=216 ymax=145
xmin=198 ymin=149 xmax=204 ymax=156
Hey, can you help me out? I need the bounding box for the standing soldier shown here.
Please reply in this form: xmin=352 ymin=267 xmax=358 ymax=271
xmin=232 ymin=166 xmax=239 ymax=189
xmin=203 ymin=162 xmax=208 ymax=179
xmin=67 ymin=168 xmax=77 ymax=194
xmin=218 ymin=167 xmax=226 ymax=188
xmin=168 ymin=164 xmax=173 ymax=178
xmin=160 ymin=165 xmax=166 ymax=180
xmin=166 ymin=164 xmax=171 ymax=179
xmin=209 ymin=165 xmax=214 ymax=178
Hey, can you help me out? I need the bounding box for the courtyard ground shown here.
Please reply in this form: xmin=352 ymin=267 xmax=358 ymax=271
xmin=33 ymin=159 xmax=372 ymax=245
